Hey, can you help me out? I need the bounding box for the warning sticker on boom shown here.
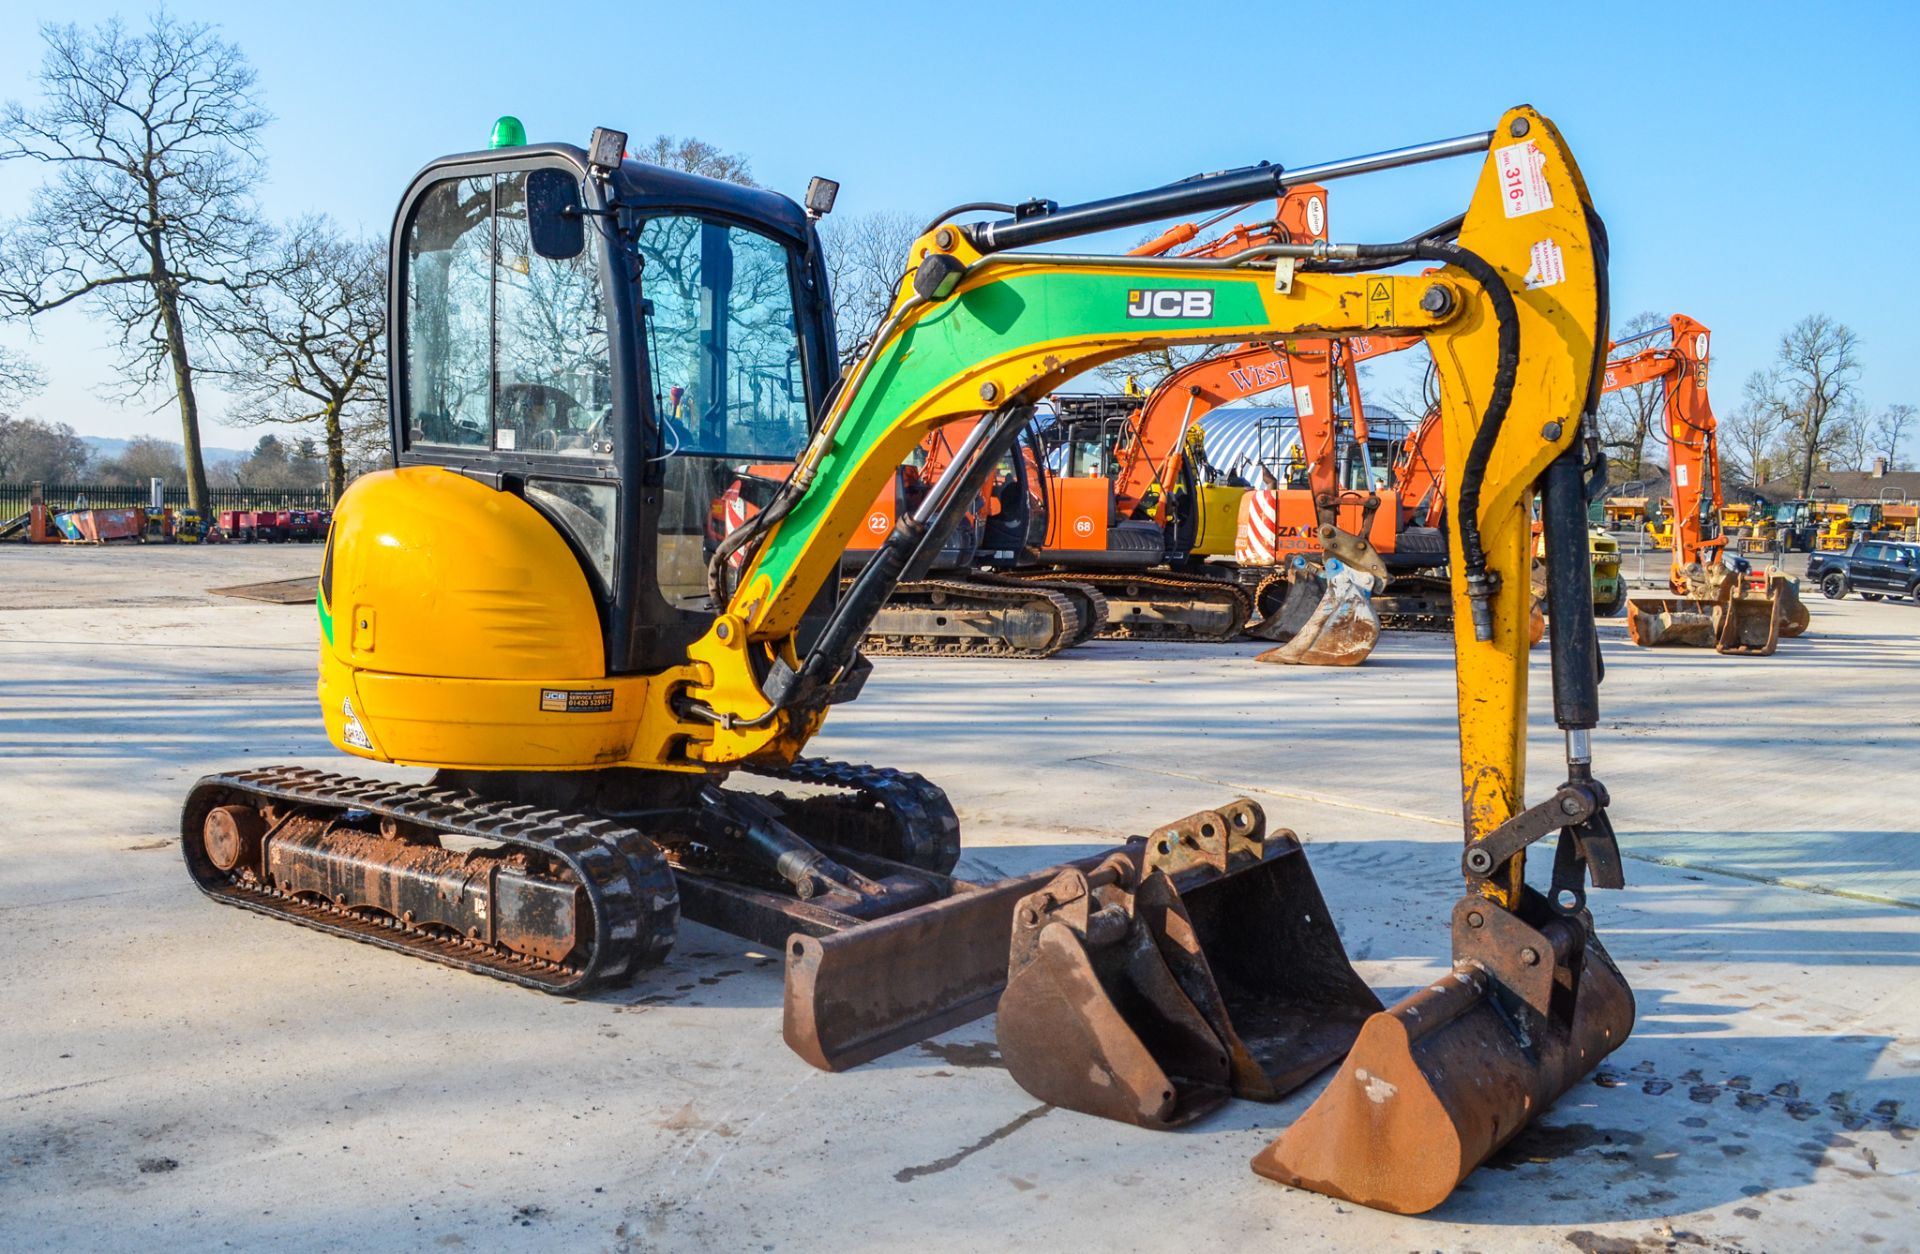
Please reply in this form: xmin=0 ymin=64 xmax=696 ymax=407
xmin=1525 ymin=239 xmax=1566 ymax=289
xmin=540 ymin=688 xmax=615 ymax=714
xmin=1494 ymin=141 xmax=1553 ymax=218
xmin=1365 ymin=278 xmax=1394 ymax=326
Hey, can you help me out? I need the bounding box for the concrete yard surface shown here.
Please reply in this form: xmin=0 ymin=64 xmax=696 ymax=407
xmin=1 ymin=545 xmax=1916 ymax=1252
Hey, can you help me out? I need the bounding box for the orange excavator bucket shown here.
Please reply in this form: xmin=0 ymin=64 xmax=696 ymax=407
xmin=994 ymin=800 xmax=1380 ymax=1127
xmin=1252 ymin=885 xmax=1634 ymax=1211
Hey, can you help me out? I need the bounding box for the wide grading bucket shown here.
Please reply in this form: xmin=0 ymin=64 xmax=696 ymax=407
xmin=1251 ymin=884 xmax=1635 ymax=1213
xmin=994 ymin=800 xmax=1381 ymax=1127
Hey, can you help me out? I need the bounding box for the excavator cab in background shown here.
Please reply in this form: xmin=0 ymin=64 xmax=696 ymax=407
xmin=182 ymin=108 xmax=1633 ymax=1216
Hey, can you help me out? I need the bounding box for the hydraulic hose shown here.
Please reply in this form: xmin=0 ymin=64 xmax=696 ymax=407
xmin=1345 ymin=239 xmax=1520 ymax=641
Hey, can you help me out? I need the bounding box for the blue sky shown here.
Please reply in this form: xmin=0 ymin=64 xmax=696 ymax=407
xmin=1 ymin=0 xmax=1916 ymax=453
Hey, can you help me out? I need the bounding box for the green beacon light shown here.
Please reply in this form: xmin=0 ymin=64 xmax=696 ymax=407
xmin=489 ymin=116 xmax=527 ymax=149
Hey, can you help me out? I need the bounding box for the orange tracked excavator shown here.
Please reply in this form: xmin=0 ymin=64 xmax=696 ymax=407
xmin=1603 ymin=316 xmax=1808 ymax=653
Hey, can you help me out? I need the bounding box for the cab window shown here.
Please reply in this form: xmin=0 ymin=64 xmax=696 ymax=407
xmin=402 ymin=171 xmax=612 ymax=459
xmin=637 ymin=216 xmax=808 ymax=459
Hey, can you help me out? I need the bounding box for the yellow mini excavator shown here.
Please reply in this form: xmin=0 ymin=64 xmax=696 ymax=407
xmin=182 ymin=106 xmax=1629 ymax=1214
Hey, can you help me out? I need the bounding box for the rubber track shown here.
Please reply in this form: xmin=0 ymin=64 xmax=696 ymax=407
xmin=860 ymin=578 xmax=1084 ymax=658
xmin=181 ymin=767 xmax=678 ymax=994
xmin=743 ymin=756 xmax=962 ymax=875
xmin=1012 ymin=571 xmax=1252 ymax=642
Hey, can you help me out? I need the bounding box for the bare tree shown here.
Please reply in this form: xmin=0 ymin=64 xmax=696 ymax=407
xmin=0 ymin=415 xmax=90 ymax=480
xmin=0 ymin=13 xmax=272 ymax=512
xmin=0 ymin=347 xmax=44 ymax=407
xmin=96 ymin=435 xmax=185 ymax=485
xmin=1823 ymin=401 xmax=1873 ymax=473
xmin=818 ymin=210 xmax=921 ymax=364
xmin=231 ymin=431 xmax=323 ymax=489
xmin=1724 ymin=369 xmax=1791 ymax=485
xmin=1873 ymin=403 xmax=1916 ymax=471
xmin=1743 ymin=315 xmax=1861 ymax=495
xmin=0 ymin=347 xmax=86 ymax=480
xmin=635 ymin=135 xmax=754 ymax=186
xmin=1598 ymin=310 xmax=1666 ymax=479
xmin=213 ymin=217 xmax=385 ymax=502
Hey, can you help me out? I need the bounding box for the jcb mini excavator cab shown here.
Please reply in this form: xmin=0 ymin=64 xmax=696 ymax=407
xmin=184 ymin=127 xmax=977 ymax=989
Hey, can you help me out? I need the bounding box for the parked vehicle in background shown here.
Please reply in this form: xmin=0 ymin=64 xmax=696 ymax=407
xmin=1808 ymin=539 xmax=1920 ymax=600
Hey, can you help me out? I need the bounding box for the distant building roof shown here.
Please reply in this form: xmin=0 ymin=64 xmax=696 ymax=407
xmin=1751 ymin=470 xmax=1920 ymax=504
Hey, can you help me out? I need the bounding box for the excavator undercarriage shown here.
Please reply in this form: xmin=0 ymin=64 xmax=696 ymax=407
xmin=185 ymin=757 xmax=965 ymax=993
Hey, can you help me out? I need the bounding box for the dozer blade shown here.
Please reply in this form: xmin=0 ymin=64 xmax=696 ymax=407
xmin=1253 ymin=559 xmax=1380 ymax=666
xmin=1251 ymin=887 xmax=1635 ymax=1214
xmin=784 ymin=854 xmax=1111 ymax=1071
xmin=995 ymin=801 xmax=1381 ymax=1129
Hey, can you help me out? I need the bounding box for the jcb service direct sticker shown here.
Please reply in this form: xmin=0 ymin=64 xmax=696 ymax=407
xmin=540 ymin=688 xmax=615 ymax=714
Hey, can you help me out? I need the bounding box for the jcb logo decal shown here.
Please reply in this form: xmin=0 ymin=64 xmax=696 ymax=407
xmin=1126 ymin=289 xmax=1214 ymax=319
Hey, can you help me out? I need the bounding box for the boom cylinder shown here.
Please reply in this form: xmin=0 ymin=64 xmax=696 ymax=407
xmin=966 ymin=132 xmax=1493 ymax=253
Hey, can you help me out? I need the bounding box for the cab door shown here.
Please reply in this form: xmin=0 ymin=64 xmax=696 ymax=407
xmin=1890 ymin=545 xmax=1920 ymax=593
xmin=1854 ymin=543 xmax=1892 ymax=590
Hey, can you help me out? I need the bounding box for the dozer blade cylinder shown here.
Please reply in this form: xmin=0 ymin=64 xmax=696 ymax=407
xmin=1251 ymin=923 xmax=1635 ymax=1214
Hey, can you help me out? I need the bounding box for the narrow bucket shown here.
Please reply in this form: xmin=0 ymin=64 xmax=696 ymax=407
xmin=1251 ymin=887 xmax=1635 ymax=1214
xmin=1714 ymin=588 xmax=1782 ymax=655
xmin=1766 ymin=574 xmax=1809 ymax=638
xmin=1255 ymin=560 xmax=1380 ymax=666
xmin=996 ymin=800 xmax=1380 ymax=1129
xmin=1245 ymin=559 xmax=1327 ymax=642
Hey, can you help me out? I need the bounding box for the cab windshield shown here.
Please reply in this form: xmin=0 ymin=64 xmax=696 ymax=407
xmin=636 ymin=216 xmax=810 ymax=460
xmin=635 ymin=213 xmax=812 ymax=610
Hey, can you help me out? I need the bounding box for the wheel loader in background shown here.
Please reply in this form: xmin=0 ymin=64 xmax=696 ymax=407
xmin=1603 ymin=316 xmax=1809 ymax=654
xmin=181 ymin=105 xmax=1630 ymax=1216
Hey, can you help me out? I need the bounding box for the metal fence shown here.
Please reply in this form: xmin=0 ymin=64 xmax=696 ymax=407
xmin=0 ymin=482 xmax=330 ymax=520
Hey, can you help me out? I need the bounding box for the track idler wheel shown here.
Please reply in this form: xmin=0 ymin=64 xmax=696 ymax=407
xmin=1251 ymin=887 xmax=1635 ymax=1214
xmin=203 ymin=804 xmax=265 ymax=872
xmin=1250 ymin=558 xmax=1380 ymax=666
xmin=996 ymin=800 xmax=1381 ymax=1129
